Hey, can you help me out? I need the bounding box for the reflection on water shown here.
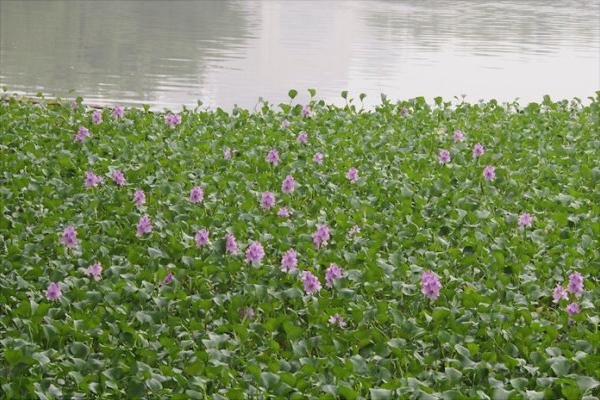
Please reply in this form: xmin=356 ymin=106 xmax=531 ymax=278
xmin=0 ymin=0 xmax=598 ymax=109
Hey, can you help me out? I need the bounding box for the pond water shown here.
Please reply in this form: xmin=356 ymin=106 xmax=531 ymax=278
xmin=1 ymin=0 xmax=598 ymax=110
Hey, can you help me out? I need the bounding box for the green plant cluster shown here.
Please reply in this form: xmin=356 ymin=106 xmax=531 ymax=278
xmin=0 ymin=91 xmax=599 ymax=399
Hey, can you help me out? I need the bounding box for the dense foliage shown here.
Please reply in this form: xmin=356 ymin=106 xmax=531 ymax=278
xmin=1 ymin=92 xmax=599 ymax=399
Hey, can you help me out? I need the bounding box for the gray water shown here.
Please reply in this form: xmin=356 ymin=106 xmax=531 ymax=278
xmin=1 ymin=0 xmax=598 ymax=110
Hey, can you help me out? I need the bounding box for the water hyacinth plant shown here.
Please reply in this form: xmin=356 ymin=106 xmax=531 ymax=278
xmin=0 ymin=92 xmax=599 ymax=398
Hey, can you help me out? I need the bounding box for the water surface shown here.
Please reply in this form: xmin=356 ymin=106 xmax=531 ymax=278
xmin=1 ymin=0 xmax=598 ymax=109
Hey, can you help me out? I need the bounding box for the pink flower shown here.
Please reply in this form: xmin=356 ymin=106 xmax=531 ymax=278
xmin=312 ymin=224 xmax=330 ymax=249
xmin=190 ymin=186 xmax=204 ymax=203
xmin=245 ymin=241 xmax=265 ymax=264
xmin=224 ymin=147 xmax=232 ymax=160
xmin=277 ymin=207 xmax=290 ymax=217
xmin=567 ymin=272 xmax=584 ymax=297
xmin=280 ymin=249 xmax=298 ymax=273
xmin=261 ymin=192 xmax=276 ymax=209
xmin=346 ymin=167 xmax=359 ymax=183
xmin=46 ymin=282 xmax=62 ymax=301
xmin=483 ymin=166 xmax=496 ymax=180
xmin=136 ymin=215 xmax=152 ymax=237
xmin=61 ymin=225 xmax=78 ymax=248
xmin=453 ymin=130 xmax=464 ymax=142
xmin=225 ymin=233 xmax=238 ymax=255
xmin=84 ymin=262 xmax=103 ymax=281
xmin=302 ymin=271 xmax=322 ymax=295
xmin=296 ymin=131 xmax=308 ymax=144
xmin=75 ymin=126 xmax=90 ymax=142
xmin=280 ymin=119 xmax=290 ymax=128
xmin=328 ymin=313 xmax=346 ymax=328
xmin=421 ymin=271 xmax=442 ymax=301
xmin=348 ymin=225 xmax=361 ymax=236
xmin=552 ymin=284 xmax=568 ymax=303
xmin=112 ymin=105 xmax=124 ymax=119
xmin=112 ymin=170 xmax=126 ymax=186
xmin=438 ymin=149 xmax=451 ymax=164
xmin=70 ymin=100 xmax=78 ymax=110
xmin=164 ymin=113 xmax=181 ymax=128
xmin=281 ymin=175 xmax=296 ymax=194
xmin=266 ymin=149 xmax=280 ymax=165
xmin=302 ymin=105 xmax=312 ymax=117
xmin=162 ymin=271 xmax=174 ymax=285
xmin=473 ymin=143 xmax=485 ymax=158
xmin=92 ymin=110 xmax=103 ymax=124
xmin=195 ymin=229 xmax=210 ymax=247
xmin=325 ymin=263 xmax=343 ymax=288
xmin=518 ymin=213 xmax=533 ymax=229
xmin=84 ymin=171 xmax=103 ymax=188
xmin=313 ymin=152 xmax=324 ymax=165
xmin=239 ymin=306 xmax=255 ymax=321
xmin=134 ymin=190 xmax=145 ymax=207
xmin=566 ymin=303 xmax=580 ymax=316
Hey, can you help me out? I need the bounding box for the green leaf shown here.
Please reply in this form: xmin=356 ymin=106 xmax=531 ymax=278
xmin=148 ymin=247 xmax=165 ymax=258
xmin=260 ymin=372 xmax=280 ymax=389
xmin=370 ymin=389 xmax=393 ymax=399
xmin=69 ymin=342 xmax=90 ymax=359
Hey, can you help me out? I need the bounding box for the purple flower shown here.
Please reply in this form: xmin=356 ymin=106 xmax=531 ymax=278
xmin=136 ymin=215 xmax=152 ymax=237
xmin=438 ymin=149 xmax=451 ymax=164
xmin=296 ymin=131 xmax=308 ymax=144
xmin=280 ymin=119 xmax=290 ymax=128
xmin=348 ymin=225 xmax=361 ymax=236
xmin=61 ymin=225 xmax=78 ymax=248
xmin=163 ymin=271 xmax=174 ymax=285
xmin=84 ymin=262 xmax=103 ymax=281
xmin=328 ymin=313 xmax=346 ymax=328
xmin=453 ymin=130 xmax=464 ymax=142
xmin=84 ymin=171 xmax=103 ymax=188
xmin=277 ymin=207 xmax=290 ymax=217
xmin=46 ymin=282 xmax=62 ymax=301
xmin=483 ymin=166 xmax=496 ymax=180
xmin=92 ymin=110 xmax=103 ymax=124
xmin=346 ymin=167 xmax=359 ymax=183
xmin=245 ymin=241 xmax=265 ymax=264
xmin=280 ymin=249 xmax=298 ymax=273
xmin=421 ymin=271 xmax=442 ymax=301
xmin=302 ymin=271 xmax=322 ymax=295
xmin=518 ymin=213 xmax=533 ymax=229
xmin=112 ymin=170 xmax=126 ymax=186
xmin=112 ymin=105 xmax=124 ymax=119
xmin=239 ymin=306 xmax=255 ymax=321
xmin=400 ymin=107 xmax=409 ymax=117
xmin=552 ymin=284 xmax=568 ymax=303
xmin=224 ymin=147 xmax=232 ymax=160
xmin=75 ymin=126 xmax=90 ymax=142
xmin=225 ymin=233 xmax=238 ymax=255
xmin=325 ymin=263 xmax=343 ymax=288
xmin=312 ymin=224 xmax=330 ymax=249
xmin=189 ymin=186 xmax=204 ymax=203
xmin=313 ymin=152 xmax=324 ymax=165
xmin=261 ymin=192 xmax=276 ymax=209
xmin=195 ymin=229 xmax=210 ymax=247
xmin=473 ymin=143 xmax=485 ymax=158
xmin=566 ymin=303 xmax=580 ymax=316
xmin=281 ymin=175 xmax=296 ymax=194
xmin=134 ymin=190 xmax=145 ymax=207
xmin=266 ymin=149 xmax=280 ymax=165
xmin=567 ymin=272 xmax=584 ymax=297
xmin=164 ymin=113 xmax=181 ymax=128
xmin=302 ymin=105 xmax=312 ymax=117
